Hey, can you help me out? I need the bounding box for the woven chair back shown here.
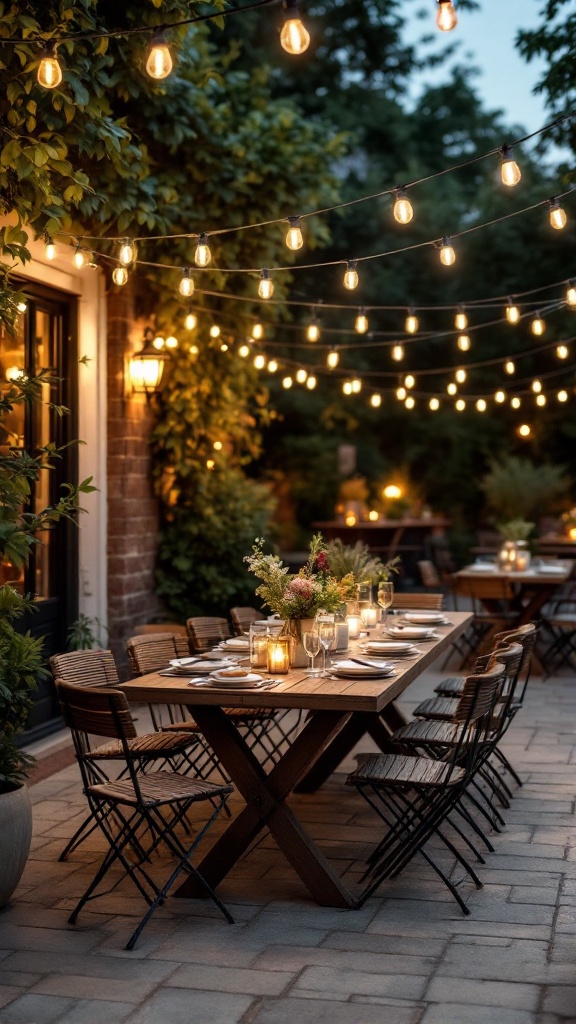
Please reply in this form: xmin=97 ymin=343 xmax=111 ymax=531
xmin=127 ymin=633 xmax=191 ymax=676
xmin=49 ymin=649 xmax=119 ymax=688
xmin=392 ymin=592 xmax=444 ymax=611
xmin=186 ymin=616 xmax=232 ymax=652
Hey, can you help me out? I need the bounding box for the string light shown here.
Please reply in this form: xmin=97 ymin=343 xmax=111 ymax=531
xmin=179 ymin=268 xmax=194 ymax=297
xmin=447 ymin=382 xmax=457 ymax=395
xmin=396 ymin=386 xmax=407 ymax=400
xmin=238 ymin=344 xmax=250 ymax=358
xmin=457 ymin=334 xmax=471 ymax=351
xmin=343 ymin=381 xmax=353 ymax=395
xmin=429 ymin=397 xmax=440 ymax=411
xmin=476 ymin=399 xmax=487 ymax=412
xmin=532 ymin=380 xmax=542 ymax=393
xmin=118 ymin=239 xmax=136 ymax=266
xmin=436 ymin=0 xmax=458 ymax=32
xmin=405 ymin=395 xmax=415 ymax=410
xmin=152 ymin=336 xmax=165 ymax=350
xmin=37 ymin=44 xmax=63 ymax=89
xmin=112 ymin=266 xmax=128 ymax=285
xmin=258 ymin=269 xmax=274 ymax=299
xmin=72 ymin=245 xmax=86 ymax=269
xmin=518 ymin=423 xmax=531 ymax=437
xmin=549 ymin=198 xmax=567 ymax=230
xmin=495 ymin=390 xmax=506 ymax=403
xmin=500 ymin=145 xmax=522 ymax=187
xmin=506 ymin=299 xmax=520 ymax=324
xmin=213 ymin=441 xmax=223 ymax=450
xmin=185 ymin=312 xmax=197 ymax=330
xmin=566 ymin=282 xmax=576 ymax=307
xmin=370 ymin=393 xmax=382 ymax=408
xmin=355 ymin=308 xmax=369 ymax=334
xmin=455 ymin=398 xmax=466 ymax=411
xmin=439 ymin=236 xmax=456 ymax=266
xmin=296 ymin=368 xmax=308 ymax=383
xmin=145 ymin=34 xmax=173 ymax=80
xmin=391 ymin=344 xmax=404 ymax=362
xmin=44 ymin=236 xmax=56 ymax=261
xmin=393 ymin=187 xmax=413 ymax=224
xmin=268 ymin=359 xmax=278 ymax=373
xmin=306 ymin=316 xmax=321 ymax=342
xmin=254 ymin=354 xmax=266 ymax=369
xmin=327 ymin=349 xmax=339 ymax=369
xmin=404 ymin=374 xmax=416 ymax=389
xmin=282 ymin=375 xmax=293 ymax=388
xmin=505 ymin=360 xmax=516 ymax=375
xmin=455 ymin=307 xmax=468 ymax=330
xmin=306 ymin=375 xmax=317 ymax=389
xmin=351 ymin=378 xmax=362 ymax=393
xmin=286 ymin=216 xmax=303 ymax=251
xmin=558 ymin=390 xmax=568 ymax=402
xmin=218 ymin=341 xmax=227 ymax=351
xmin=209 ymin=324 xmax=221 ymax=338
xmin=556 ymin=344 xmax=569 ymax=359
xmin=536 ymin=393 xmax=547 ymax=406
xmin=511 ymin=396 xmax=521 ymax=409
xmin=206 ymin=459 xmax=215 ymax=470
xmin=280 ymin=0 xmax=310 ymax=55
xmin=165 ymin=336 xmax=178 ymax=349
xmin=344 ymin=261 xmax=359 ymax=290
xmin=195 ymin=233 xmax=211 ymax=267
xmin=251 ymin=321 xmax=264 ymax=340
xmin=531 ymin=312 xmax=545 ymax=335
xmin=405 ymin=309 xmax=419 ymax=334
xmin=455 ymin=367 xmax=467 ymax=383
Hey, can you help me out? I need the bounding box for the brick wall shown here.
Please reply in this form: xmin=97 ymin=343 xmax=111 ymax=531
xmin=106 ymin=282 xmax=162 ymax=675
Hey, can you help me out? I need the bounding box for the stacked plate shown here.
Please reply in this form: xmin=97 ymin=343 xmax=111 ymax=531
xmin=331 ymin=658 xmax=395 ymax=679
xmin=205 ymin=669 xmax=264 ymax=689
xmin=218 ymin=637 xmax=250 ymax=652
xmin=400 ymin=612 xmax=449 ymax=626
xmin=360 ymin=639 xmax=418 ymax=658
xmin=168 ymin=657 xmax=235 ymax=676
xmin=385 ymin=625 xmax=438 ymax=640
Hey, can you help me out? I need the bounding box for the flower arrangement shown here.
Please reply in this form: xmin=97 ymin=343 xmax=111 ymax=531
xmin=244 ymin=534 xmax=354 ymax=620
xmin=497 ymin=519 xmax=535 ymax=542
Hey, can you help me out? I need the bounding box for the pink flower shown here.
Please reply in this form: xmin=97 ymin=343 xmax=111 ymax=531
xmin=314 ymin=552 xmax=329 ymax=573
xmin=286 ymin=577 xmax=316 ymax=599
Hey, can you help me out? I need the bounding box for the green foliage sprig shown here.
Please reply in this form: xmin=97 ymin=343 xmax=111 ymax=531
xmin=244 ymin=533 xmax=355 ymax=619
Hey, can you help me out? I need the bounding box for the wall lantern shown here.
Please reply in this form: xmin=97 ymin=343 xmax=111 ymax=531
xmin=127 ymin=327 xmax=167 ymax=397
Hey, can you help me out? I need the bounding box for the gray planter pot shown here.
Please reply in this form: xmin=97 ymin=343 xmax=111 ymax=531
xmin=0 ymin=784 xmax=32 ymax=908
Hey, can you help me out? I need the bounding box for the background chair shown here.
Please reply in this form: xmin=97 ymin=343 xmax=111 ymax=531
xmin=452 ymin=575 xmax=518 ymax=664
xmin=131 ymin=622 xmax=188 ymax=637
xmin=393 ymin=592 xmax=444 ymax=611
xmin=230 ymin=606 xmax=260 ymax=635
xmin=186 ymin=616 xmax=232 ymax=652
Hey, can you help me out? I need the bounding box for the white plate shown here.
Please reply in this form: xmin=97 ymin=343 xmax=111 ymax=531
xmin=362 ymin=640 xmax=416 ymax=654
xmin=536 ymin=565 xmax=566 ymax=575
xmin=194 ymin=679 xmax=269 ymax=690
xmin=402 ymin=612 xmax=446 ymax=625
xmin=386 ymin=626 xmax=436 ymax=639
xmin=333 ymin=659 xmax=393 ymax=675
xmin=219 ymin=638 xmax=250 ymax=650
xmin=468 ymin=564 xmax=497 ymax=572
xmin=210 ymin=671 xmax=263 ymax=687
xmin=332 ymin=665 xmax=395 ymax=679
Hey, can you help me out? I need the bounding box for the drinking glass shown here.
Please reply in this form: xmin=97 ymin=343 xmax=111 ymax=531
xmin=302 ymin=630 xmax=321 ymax=676
xmin=315 ymin=612 xmax=336 ymax=677
xmin=377 ymin=581 xmax=394 ymax=633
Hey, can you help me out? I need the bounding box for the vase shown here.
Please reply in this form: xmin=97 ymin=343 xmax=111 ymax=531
xmin=285 ymin=618 xmax=315 ymax=668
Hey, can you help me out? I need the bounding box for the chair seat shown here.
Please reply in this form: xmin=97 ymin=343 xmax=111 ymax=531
xmin=433 ymin=675 xmax=465 ymax=697
xmin=89 ymin=732 xmax=193 ymax=759
xmin=89 ymin=771 xmax=233 ymax=808
xmin=412 ymin=696 xmax=458 ymax=720
xmin=393 ymin=719 xmax=471 ymax=746
xmin=347 ymin=752 xmax=464 ymax=788
xmin=160 ymin=708 xmax=273 ymax=732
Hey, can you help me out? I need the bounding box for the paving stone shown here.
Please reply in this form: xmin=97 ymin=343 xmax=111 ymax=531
xmin=0 ymin=987 xmax=20 ymax=1010
xmin=251 ymin=996 xmax=414 ymax=1023
xmin=420 ymin=1003 xmax=548 ymax=1024
xmin=292 ymin=965 xmax=427 ymax=1000
xmin=0 ymin=925 xmax=103 ymax=955
xmin=2 ymin=950 xmax=179 ymax=982
xmin=166 ymin=963 xmax=292 ymax=995
xmin=29 ymin=974 xmax=161 ymax=1003
xmin=56 ymin=1000 xmax=134 ymax=1023
xmin=509 ymin=885 xmax=561 ymax=905
xmin=250 ymin=943 xmax=437 ymax=976
xmin=542 ymin=986 xmax=576 ymax=1018
xmin=125 ymin=988 xmax=252 ymax=1023
xmin=321 ymin=930 xmax=448 ymax=957
xmin=425 ymin=976 xmax=540 ymax=1011
xmin=0 ymin=993 xmax=74 ymax=1022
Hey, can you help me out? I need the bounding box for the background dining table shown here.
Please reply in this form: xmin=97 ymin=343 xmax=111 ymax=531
xmin=121 ymin=611 xmax=473 ymax=909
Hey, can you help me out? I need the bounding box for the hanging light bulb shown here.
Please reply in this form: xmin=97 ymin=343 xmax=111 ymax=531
xmin=16 ymin=301 xmax=27 ymax=314
xmin=146 ymin=34 xmax=173 ymax=80
xmin=185 ymin=311 xmax=197 ymax=331
xmin=396 ymin=386 xmax=407 ymax=401
xmin=439 ymin=236 xmax=456 ymax=266
xmin=343 ymin=381 xmax=353 ymax=395
xmin=179 ymin=268 xmax=194 ymax=298
xmin=532 ymin=379 xmax=542 ymax=393
xmin=429 ymin=397 xmax=440 ymax=411
xmin=531 ymin=312 xmax=545 ymax=336
xmin=45 ymin=236 xmax=56 ymax=261
xmin=238 ymin=344 xmax=250 ymax=358
xmin=220 ymin=342 xmax=228 ymax=352
xmin=391 ymin=344 xmax=404 ymax=362
xmin=536 ymin=394 xmax=547 ymax=407
xmin=254 ymin=354 xmax=266 ymax=370
xmin=404 ymin=374 xmax=416 ymax=389
xmin=37 ymin=43 xmax=63 ymax=89
xmin=447 ymin=382 xmax=457 ymax=396
xmin=327 ymin=349 xmax=339 ymax=369
xmin=343 ymin=261 xmax=359 ymax=290
xmin=506 ymin=299 xmax=520 ymax=324
xmin=72 ymin=245 xmax=86 ymax=269
xmin=476 ymin=399 xmax=487 ymax=412
xmin=280 ymin=0 xmax=311 ymax=55
xmin=296 ymin=368 xmax=308 ymax=383
xmin=455 ymin=399 xmax=466 ymax=412
xmin=258 ymin=268 xmax=274 ymax=300
xmin=251 ymin=321 xmax=264 ymax=341
xmin=306 ymin=375 xmax=317 ymax=390
xmin=549 ymin=198 xmax=567 ymax=230
xmin=118 ymin=239 xmax=136 ymax=266
xmin=405 ymin=309 xmax=419 ymax=334
xmin=558 ymin=390 xmax=568 ymax=403
xmin=286 ymin=216 xmax=303 ymax=251
xmin=511 ymin=396 xmax=521 ymax=409
xmin=495 ymin=390 xmax=506 ymax=403
xmin=557 ymin=344 xmax=569 ymax=359
xmin=457 ymin=334 xmax=471 ymax=352
xmin=351 ymin=378 xmax=362 ymax=393
xmin=152 ymin=336 xmax=165 ymax=350
xmin=500 ymin=145 xmax=522 ymax=186
xmin=355 ymin=308 xmax=369 ymax=334
xmin=505 ymin=359 xmax=515 ymax=375
xmin=405 ymin=396 xmax=415 ymax=410
xmin=393 ymin=187 xmax=413 ymax=225
xmin=165 ymin=336 xmax=178 ymax=349
xmin=306 ymin=316 xmax=321 ymax=342
xmin=209 ymin=324 xmax=221 ymax=339
xmin=194 ymin=233 xmax=211 ymax=267
xmin=268 ymin=359 xmax=279 ymax=373
xmin=282 ymin=375 xmax=293 ymax=389
xmin=455 ymin=367 xmax=467 ymax=384
xmin=517 ymin=423 xmax=531 ymax=437
xmin=436 ymin=0 xmax=458 ymax=32
xmin=566 ymin=282 xmax=576 ymax=307
xmin=112 ymin=266 xmax=128 ymax=286
xmin=455 ymin=307 xmax=468 ymax=331
xmin=370 ymin=393 xmax=382 ymax=408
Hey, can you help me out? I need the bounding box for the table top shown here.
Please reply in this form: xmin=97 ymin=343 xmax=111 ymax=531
xmin=314 ymin=517 xmax=450 ymax=530
xmin=121 ymin=611 xmax=473 ymax=716
xmin=455 ymin=560 xmax=574 ymax=584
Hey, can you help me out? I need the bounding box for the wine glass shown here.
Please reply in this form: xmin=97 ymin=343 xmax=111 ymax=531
xmin=315 ymin=612 xmax=336 ymax=677
xmin=302 ymin=630 xmax=321 ymax=676
xmin=377 ymin=581 xmax=394 ymax=633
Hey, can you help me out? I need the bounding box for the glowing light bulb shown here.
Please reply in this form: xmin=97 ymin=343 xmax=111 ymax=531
xmin=436 ymin=0 xmax=458 ymax=32
xmin=280 ymin=0 xmax=310 ymax=54
xmin=447 ymin=382 xmax=457 ymax=396
xmin=16 ymin=301 xmax=27 ymax=313
xmin=72 ymin=245 xmax=86 ymax=269
xmin=268 ymin=359 xmax=278 ymax=373
xmin=495 ymin=390 xmax=506 ymax=403
xmin=549 ymin=198 xmax=567 ymax=230
xmin=455 ymin=308 xmax=468 ymax=331
xmin=536 ymin=394 xmax=546 ymax=407
xmin=306 ymin=318 xmax=320 ymax=342
xmin=327 ymin=349 xmax=339 ymax=369
xmin=557 ymin=344 xmax=569 ymax=359
xmin=189 ymin=344 xmax=199 ymax=356
xmin=392 ymin=344 xmax=404 ymax=362
xmin=351 ymin=378 xmax=362 ymax=393
xmin=194 ymin=234 xmax=211 ymax=267
xmin=252 ymin=322 xmax=264 ymax=341
xmin=209 ymin=324 xmax=221 ymax=339
xmin=258 ymin=269 xmax=274 ymax=300
xmin=511 ymin=396 xmax=521 ymax=409
xmin=118 ymin=239 xmax=136 ymax=266
xmin=165 ymin=336 xmax=178 ymax=349
xmin=45 ymin=237 xmax=56 ymax=261
xmin=112 ymin=266 xmax=128 ymax=286
xmin=238 ymin=344 xmax=250 ymax=358
xmin=220 ymin=342 xmax=228 ymax=352
xmin=146 ymin=35 xmax=173 ymax=80
xmin=566 ymin=282 xmax=576 ymax=307
xmin=179 ymin=269 xmax=194 ymax=298
xmin=405 ymin=310 xmax=419 ymax=334
xmin=531 ymin=313 xmax=545 ymax=336
xmin=476 ymin=399 xmax=487 ymax=412
xmin=405 ymin=396 xmax=415 ymax=410
xmin=206 ymin=459 xmax=215 ymax=470
xmin=306 ymin=375 xmax=317 ymax=389
xmin=518 ymin=423 xmax=531 ymax=437
xmin=37 ymin=45 xmax=62 ymax=89
xmin=213 ymin=441 xmax=223 ymax=451
xmin=185 ymin=312 xmax=197 ymax=331
xmin=152 ymin=336 xmax=165 ymax=350
xmin=343 ymin=381 xmax=353 ymax=395
xmin=457 ymin=334 xmax=471 ymax=352
xmin=370 ymin=393 xmax=382 ymax=408
xmin=344 ymin=261 xmax=358 ymax=290
xmin=506 ymin=301 xmax=520 ymax=324
xmin=505 ymin=360 xmax=515 ymax=375
xmin=404 ymin=374 xmax=415 ymax=389
xmin=532 ymin=379 xmax=542 ymax=394
xmin=355 ymin=308 xmax=369 ymax=334
xmin=455 ymin=398 xmax=466 ymax=412
xmin=558 ymin=390 xmax=568 ymax=402
xmin=286 ymin=216 xmax=303 ymax=251
xmin=254 ymin=354 xmax=266 ymax=370
xmin=500 ymin=145 xmax=521 ymax=186
xmin=396 ymin=386 xmax=407 ymax=400
xmin=455 ymin=367 xmax=467 ymax=384
xmin=429 ymin=397 xmax=440 ymax=411
xmin=439 ymin=236 xmax=456 ymax=266
xmin=296 ymin=368 xmax=308 ymax=383
xmin=393 ymin=187 xmax=413 ymax=224
xmin=282 ymin=376 xmax=293 ymax=389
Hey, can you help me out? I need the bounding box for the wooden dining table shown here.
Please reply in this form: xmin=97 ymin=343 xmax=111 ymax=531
xmin=121 ymin=611 xmax=472 ymax=909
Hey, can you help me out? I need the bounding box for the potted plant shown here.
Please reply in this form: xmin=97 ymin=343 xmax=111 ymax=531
xmin=0 ymin=368 xmax=94 ymax=907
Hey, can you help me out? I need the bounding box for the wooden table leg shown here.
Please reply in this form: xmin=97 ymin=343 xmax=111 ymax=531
xmin=295 ymin=705 xmax=403 ymax=793
xmin=175 ymin=705 xmax=356 ymax=907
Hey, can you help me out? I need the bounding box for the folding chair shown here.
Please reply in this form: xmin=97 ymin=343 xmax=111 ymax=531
xmin=392 ymin=592 xmax=444 ymax=611
xmin=186 ymin=616 xmax=232 ymax=652
xmin=55 ymin=680 xmax=233 ymax=950
xmin=347 ymin=664 xmax=505 ymax=914
xmin=452 ymin=575 xmax=518 ymax=665
xmin=538 ymin=583 xmax=576 ymax=677
xmin=230 ymin=606 xmax=260 ymax=636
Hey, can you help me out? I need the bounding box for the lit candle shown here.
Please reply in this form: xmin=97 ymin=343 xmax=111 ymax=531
xmin=516 ymin=552 xmax=529 ymax=572
xmin=345 ymin=513 xmax=357 ymax=526
xmin=335 ymin=623 xmax=349 ymax=650
xmin=267 ymin=637 xmax=290 ymax=674
xmin=346 ymin=615 xmax=361 ymax=639
xmin=570 ymin=528 xmax=576 ymax=541
xmin=360 ymin=606 xmax=378 ymax=628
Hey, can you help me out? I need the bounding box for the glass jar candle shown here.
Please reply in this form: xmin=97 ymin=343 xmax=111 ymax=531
xmin=267 ymin=635 xmax=290 ymax=674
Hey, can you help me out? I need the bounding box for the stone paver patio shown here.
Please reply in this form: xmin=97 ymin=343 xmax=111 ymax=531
xmin=1 ymin=661 xmax=575 ymax=1024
